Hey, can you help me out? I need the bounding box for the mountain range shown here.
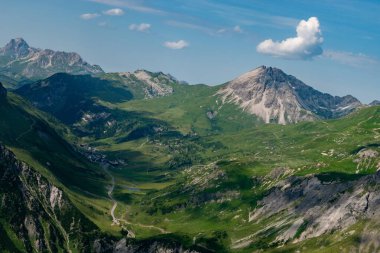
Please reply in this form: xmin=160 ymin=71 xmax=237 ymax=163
xmin=0 ymin=38 xmax=367 ymax=126
xmin=0 ymin=38 xmax=103 ymax=84
xmin=0 ymin=38 xmax=379 ymax=253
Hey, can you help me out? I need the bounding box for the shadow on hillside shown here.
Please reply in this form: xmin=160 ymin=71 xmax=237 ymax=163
xmin=351 ymin=143 xmax=380 ymax=154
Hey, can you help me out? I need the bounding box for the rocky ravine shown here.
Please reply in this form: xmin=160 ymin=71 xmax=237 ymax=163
xmin=234 ymin=167 xmax=380 ymax=251
xmin=0 ymin=144 xmax=100 ymax=252
xmin=217 ymin=66 xmax=362 ymax=124
xmin=0 ymin=144 xmax=203 ymax=253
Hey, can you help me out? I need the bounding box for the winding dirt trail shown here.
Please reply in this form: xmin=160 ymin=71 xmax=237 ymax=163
xmin=101 ymin=163 xmax=168 ymax=233
xmin=118 ymin=217 xmax=168 ymax=234
xmin=101 ymin=163 xmax=119 ymax=224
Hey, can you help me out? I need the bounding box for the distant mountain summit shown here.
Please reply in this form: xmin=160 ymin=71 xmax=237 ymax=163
xmin=1 ymin=38 xmax=31 ymax=58
xmin=217 ymin=66 xmax=362 ymax=124
xmin=103 ymin=70 xmax=180 ymax=99
xmin=0 ymin=38 xmax=103 ymax=82
xmin=370 ymin=100 xmax=380 ymax=106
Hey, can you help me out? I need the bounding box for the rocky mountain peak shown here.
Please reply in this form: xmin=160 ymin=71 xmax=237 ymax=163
xmin=1 ymin=38 xmax=31 ymax=58
xmin=217 ymin=66 xmax=361 ymax=124
xmin=0 ymin=38 xmax=104 ymax=81
xmin=230 ymin=66 xmax=294 ymax=91
xmin=217 ymin=66 xmax=315 ymax=124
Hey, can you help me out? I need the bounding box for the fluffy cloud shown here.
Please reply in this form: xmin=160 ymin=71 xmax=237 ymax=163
xmin=129 ymin=23 xmax=151 ymax=32
xmin=80 ymin=13 xmax=100 ymax=20
xmin=103 ymin=8 xmax=124 ymax=16
xmin=164 ymin=40 xmax=189 ymax=50
xmin=257 ymin=17 xmax=323 ymax=60
xmin=90 ymin=0 xmax=163 ymax=14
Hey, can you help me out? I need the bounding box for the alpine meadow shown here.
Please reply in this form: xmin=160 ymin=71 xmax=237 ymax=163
xmin=0 ymin=1 xmax=380 ymax=253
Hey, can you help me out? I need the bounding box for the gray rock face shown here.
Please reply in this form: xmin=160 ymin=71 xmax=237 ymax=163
xmin=0 ymin=144 xmax=99 ymax=252
xmin=1 ymin=38 xmax=31 ymax=58
xmin=217 ymin=66 xmax=362 ymax=124
xmin=0 ymin=144 xmax=203 ymax=253
xmin=117 ymin=70 xmax=176 ymax=98
xmin=0 ymin=38 xmax=104 ymax=81
xmin=246 ymin=172 xmax=380 ymax=247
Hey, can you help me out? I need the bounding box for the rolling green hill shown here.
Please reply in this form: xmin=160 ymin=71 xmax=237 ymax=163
xmin=0 ymin=91 xmax=107 ymax=194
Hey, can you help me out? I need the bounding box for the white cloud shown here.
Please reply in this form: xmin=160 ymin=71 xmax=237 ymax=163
xmin=216 ymin=26 xmax=243 ymax=35
xmin=103 ymin=8 xmax=124 ymax=16
xmin=323 ymin=50 xmax=379 ymax=67
xmin=91 ymin=0 xmax=163 ymax=14
xmin=164 ymin=40 xmax=189 ymax=50
xmin=257 ymin=17 xmax=323 ymax=60
xmin=129 ymin=23 xmax=151 ymax=32
xmin=233 ymin=25 xmax=243 ymax=33
xmin=80 ymin=13 xmax=100 ymax=20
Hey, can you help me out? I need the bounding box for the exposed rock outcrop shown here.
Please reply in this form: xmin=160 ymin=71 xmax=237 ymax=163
xmin=0 ymin=144 xmax=100 ymax=252
xmin=0 ymin=144 xmax=205 ymax=252
xmin=117 ymin=70 xmax=176 ymax=98
xmin=245 ymin=172 xmax=380 ymax=248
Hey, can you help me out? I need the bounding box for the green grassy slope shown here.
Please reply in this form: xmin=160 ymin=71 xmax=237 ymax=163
xmin=0 ymin=92 xmax=127 ymax=236
xmin=74 ymin=74 xmax=379 ymax=251
xmin=0 ymin=92 xmax=106 ymax=195
xmin=0 ymin=74 xmax=19 ymax=89
xmin=113 ymin=106 xmax=379 ymax=252
xmin=9 ymin=72 xmax=380 ymax=252
xmin=99 ymin=87 xmax=380 ymax=249
xmin=0 ymin=144 xmax=102 ymax=253
xmin=113 ymin=82 xmax=260 ymax=135
xmin=16 ymin=73 xmax=133 ymax=125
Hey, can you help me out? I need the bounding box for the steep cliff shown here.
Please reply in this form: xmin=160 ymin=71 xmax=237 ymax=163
xmin=0 ymin=144 xmax=99 ymax=252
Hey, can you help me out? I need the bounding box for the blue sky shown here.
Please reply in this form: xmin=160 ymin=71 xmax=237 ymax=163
xmin=0 ymin=0 xmax=379 ymax=102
